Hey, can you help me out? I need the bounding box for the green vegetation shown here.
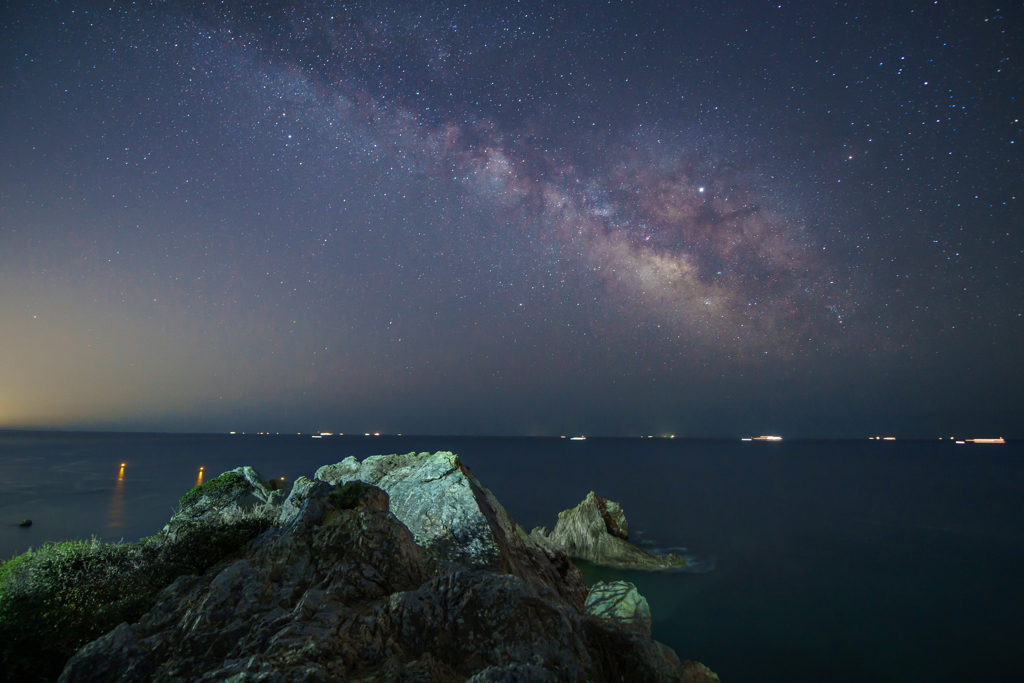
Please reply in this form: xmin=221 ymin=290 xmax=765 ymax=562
xmin=327 ymin=480 xmax=375 ymax=510
xmin=177 ymin=471 xmax=249 ymax=512
xmin=153 ymin=515 xmax=271 ymax=576
xmin=0 ymin=539 xmax=166 ymax=682
xmin=0 ymin=478 xmax=272 ymax=683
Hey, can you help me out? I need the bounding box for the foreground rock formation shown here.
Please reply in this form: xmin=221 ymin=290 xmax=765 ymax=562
xmin=52 ymin=452 xmax=718 ymax=682
xmin=534 ymin=491 xmax=687 ymax=570
xmin=314 ymin=452 xmax=587 ymax=611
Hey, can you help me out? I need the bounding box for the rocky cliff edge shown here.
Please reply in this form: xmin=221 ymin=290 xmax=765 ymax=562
xmin=52 ymin=451 xmax=719 ymax=683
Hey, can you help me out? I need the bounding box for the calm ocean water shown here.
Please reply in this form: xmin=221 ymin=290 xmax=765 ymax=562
xmin=1 ymin=432 xmax=1022 ymax=682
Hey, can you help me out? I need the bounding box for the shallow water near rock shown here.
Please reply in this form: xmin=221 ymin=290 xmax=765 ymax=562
xmin=2 ymin=432 xmax=1023 ymax=682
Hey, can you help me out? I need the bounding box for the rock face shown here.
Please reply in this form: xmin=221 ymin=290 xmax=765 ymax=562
xmin=316 ymin=451 xmax=587 ymax=610
xmin=585 ymin=580 xmax=653 ymax=634
xmin=536 ymin=491 xmax=686 ymax=570
xmin=58 ymin=452 xmax=720 ymax=683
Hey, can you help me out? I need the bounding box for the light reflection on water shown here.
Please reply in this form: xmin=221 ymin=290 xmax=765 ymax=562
xmin=196 ymin=467 xmax=204 ymax=487
xmin=107 ymin=463 xmax=125 ymax=529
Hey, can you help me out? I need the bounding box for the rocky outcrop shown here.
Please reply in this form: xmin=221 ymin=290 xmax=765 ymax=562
xmin=316 ymin=451 xmax=587 ymax=610
xmin=536 ymin=491 xmax=686 ymax=570
xmin=164 ymin=466 xmax=279 ymax=531
xmin=55 ymin=452 xmax=719 ymax=683
xmin=585 ymin=580 xmax=653 ymax=634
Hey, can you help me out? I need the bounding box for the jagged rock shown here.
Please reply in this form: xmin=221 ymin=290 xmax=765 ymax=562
xmin=232 ymin=465 xmax=287 ymax=504
xmin=59 ymin=486 xmax=429 ymax=683
xmin=316 ymin=451 xmax=588 ymax=610
xmin=277 ymin=475 xmax=335 ymax=525
xmin=601 ymin=498 xmax=628 ymax=539
xmin=585 ymin=580 xmax=653 ymax=634
xmin=315 ymin=455 xmax=362 ymax=483
xmin=540 ymin=491 xmax=686 ymax=570
xmin=164 ymin=468 xmax=275 ymax=536
xmin=679 ymin=661 xmax=723 ymax=682
xmin=54 ymin=453 xmax=720 ymax=683
xmin=466 ymin=664 xmax=558 ymax=682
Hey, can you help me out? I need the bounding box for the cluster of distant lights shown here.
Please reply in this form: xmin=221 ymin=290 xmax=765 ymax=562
xmin=866 ymin=436 xmax=1005 ymax=444
xmin=226 ymin=431 xmax=398 ymax=437
xmin=739 ymin=436 xmax=1005 ymax=443
xmin=116 ymin=429 xmax=1008 ymax=507
xmin=312 ymin=432 xmax=398 ymax=439
xmin=222 ymin=432 xmax=1005 ymax=443
xmin=116 ymin=433 xmax=1008 ymax=487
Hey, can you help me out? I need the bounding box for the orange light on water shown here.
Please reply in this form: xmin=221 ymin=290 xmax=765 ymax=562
xmin=110 ymin=463 xmax=126 ymax=528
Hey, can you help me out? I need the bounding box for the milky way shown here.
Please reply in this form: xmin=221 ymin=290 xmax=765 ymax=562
xmin=170 ymin=0 xmax=857 ymax=355
xmin=2 ymin=0 xmax=1020 ymax=435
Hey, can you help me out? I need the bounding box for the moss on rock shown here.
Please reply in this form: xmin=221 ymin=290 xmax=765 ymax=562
xmin=0 ymin=513 xmax=271 ymax=683
xmin=326 ymin=480 xmax=375 ymax=510
xmin=177 ymin=471 xmax=248 ymax=512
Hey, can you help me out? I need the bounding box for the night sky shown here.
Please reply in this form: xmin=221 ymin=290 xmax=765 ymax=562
xmin=1 ymin=0 xmax=1021 ymax=437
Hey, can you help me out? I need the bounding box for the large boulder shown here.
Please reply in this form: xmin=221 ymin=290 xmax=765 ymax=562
xmin=537 ymin=491 xmax=686 ymax=570
xmin=316 ymin=451 xmax=588 ymax=610
xmin=163 ymin=466 xmax=283 ymax=535
xmin=585 ymin=580 xmax=653 ymax=634
xmin=58 ymin=483 xmax=429 ymax=683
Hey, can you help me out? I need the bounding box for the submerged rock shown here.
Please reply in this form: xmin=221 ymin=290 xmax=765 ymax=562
xmin=53 ymin=452 xmax=719 ymax=682
xmin=538 ymin=491 xmax=687 ymax=570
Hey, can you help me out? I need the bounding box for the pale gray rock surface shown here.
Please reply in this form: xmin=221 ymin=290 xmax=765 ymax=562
xmin=584 ymin=580 xmax=653 ymax=634
xmin=277 ymin=475 xmax=335 ymax=525
xmin=233 ymin=465 xmax=287 ymax=504
xmin=58 ymin=453 xmax=721 ymax=683
xmin=466 ymin=665 xmax=557 ymax=683
xmin=316 ymin=451 xmax=588 ymax=609
xmin=162 ymin=467 xmax=277 ymax=538
xmin=541 ymin=491 xmax=686 ymax=570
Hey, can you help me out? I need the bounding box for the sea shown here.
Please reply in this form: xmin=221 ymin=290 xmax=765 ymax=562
xmin=2 ymin=432 xmax=1022 ymax=683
